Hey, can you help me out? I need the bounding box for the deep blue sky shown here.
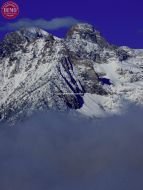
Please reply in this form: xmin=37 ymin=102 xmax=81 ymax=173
xmin=0 ymin=0 xmax=143 ymax=48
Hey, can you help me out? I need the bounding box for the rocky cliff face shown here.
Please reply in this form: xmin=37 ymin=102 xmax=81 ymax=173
xmin=0 ymin=23 xmax=143 ymax=124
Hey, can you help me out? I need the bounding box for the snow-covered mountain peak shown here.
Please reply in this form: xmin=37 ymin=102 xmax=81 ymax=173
xmin=67 ymin=23 xmax=96 ymax=33
xmin=67 ymin=23 xmax=99 ymax=42
xmin=66 ymin=23 xmax=110 ymax=48
xmin=0 ymin=27 xmax=55 ymax=58
xmin=4 ymin=27 xmax=52 ymax=42
xmin=0 ymin=23 xmax=143 ymax=124
xmin=18 ymin=27 xmax=52 ymax=40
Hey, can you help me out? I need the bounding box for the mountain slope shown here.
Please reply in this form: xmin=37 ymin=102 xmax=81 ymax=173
xmin=0 ymin=24 xmax=143 ymax=123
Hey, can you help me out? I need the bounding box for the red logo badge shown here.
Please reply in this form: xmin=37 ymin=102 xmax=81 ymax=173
xmin=1 ymin=1 xmax=19 ymax=19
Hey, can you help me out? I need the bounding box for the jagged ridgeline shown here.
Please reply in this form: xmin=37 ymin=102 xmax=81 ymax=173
xmin=0 ymin=24 xmax=143 ymax=123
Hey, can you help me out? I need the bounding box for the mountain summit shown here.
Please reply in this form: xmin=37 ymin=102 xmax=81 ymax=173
xmin=0 ymin=23 xmax=143 ymax=123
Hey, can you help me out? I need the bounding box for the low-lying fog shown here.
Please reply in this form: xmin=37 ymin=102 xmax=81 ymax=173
xmin=0 ymin=104 xmax=143 ymax=190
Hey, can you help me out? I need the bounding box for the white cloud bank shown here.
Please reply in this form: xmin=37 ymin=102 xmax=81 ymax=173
xmin=0 ymin=104 xmax=143 ymax=190
xmin=0 ymin=17 xmax=80 ymax=31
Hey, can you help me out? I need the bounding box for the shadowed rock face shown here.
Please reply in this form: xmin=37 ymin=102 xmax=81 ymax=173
xmin=66 ymin=23 xmax=111 ymax=48
xmin=0 ymin=23 xmax=143 ymax=124
xmin=66 ymin=23 xmax=97 ymax=42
